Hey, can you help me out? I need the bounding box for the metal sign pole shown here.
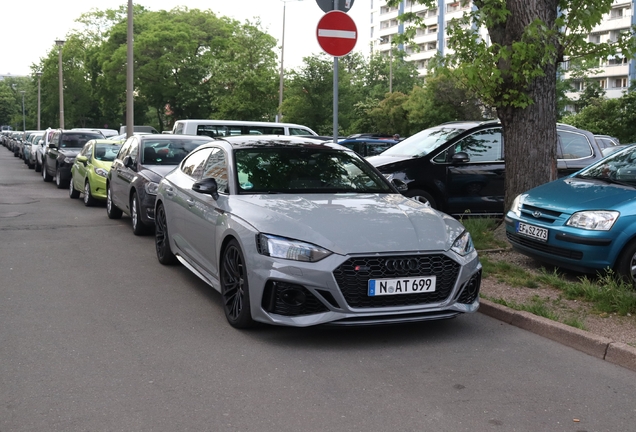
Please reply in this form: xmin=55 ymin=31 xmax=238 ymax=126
xmin=332 ymin=0 xmax=339 ymax=143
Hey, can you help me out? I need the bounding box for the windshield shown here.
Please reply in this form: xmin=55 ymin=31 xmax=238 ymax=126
xmin=94 ymin=144 xmax=122 ymax=162
xmin=234 ymin=148 xmax=394 ymax=194
xmin=61 ymin=133 xmax=103 ymax=148
xmin=380 ymin=126 xmax=466 ymax=157
xmin=142 ymin=139 xmax=209 ymax=165
xmin=576 ymin=145 xmax=636 ymax=186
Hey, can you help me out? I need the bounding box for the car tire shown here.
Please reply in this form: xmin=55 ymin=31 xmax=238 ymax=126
xmin=220 ymin=239 xmax=254 ymax=329
xmin=55 ymin=169 xmax=68 ymax=189
xmin=106 ymin=184 xmax=123 ymax=219
xmin=131 ymin=192 xmax=150 ymax=236
xmin=155 ymin=203 xmax=178 ymax=265
xmin=69 ymin=175 xmax=80 ymax=199
xmin=404 ymin=189 xmax=437 ymax=209
xmin=614 ymin=240 xmax=636 ymax=286
xmin=42 ymin=164 xmax=52 ymax=182
xmin=83 ymin=181 xmax=97 ymax=207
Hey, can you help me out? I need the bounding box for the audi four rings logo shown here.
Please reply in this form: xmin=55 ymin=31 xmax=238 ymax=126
xmin=385 ymin=258 xmax=419 ymax=272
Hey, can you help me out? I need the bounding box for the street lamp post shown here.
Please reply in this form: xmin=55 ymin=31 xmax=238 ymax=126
xmin=277 ymin=0 xmax=303 ymax=123
xmin=55 ymin=39 xmax=65 ymax=129
xmin=36 ymin=72 xmax=42 ymax=130
xmin=20 ymin=91 xmax=26 ymax=132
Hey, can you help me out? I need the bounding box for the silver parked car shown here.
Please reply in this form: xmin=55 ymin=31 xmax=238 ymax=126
xmin=154 ymin=136 xmax=482 ymax=328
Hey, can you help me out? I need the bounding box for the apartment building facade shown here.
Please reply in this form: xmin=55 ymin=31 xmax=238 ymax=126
xmin=370 ymin=0 xmax=635 ymax=101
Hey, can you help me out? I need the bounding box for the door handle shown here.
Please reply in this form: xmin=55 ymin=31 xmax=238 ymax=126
xmin=187 ymin=199 xmax=195 ymax=207
xmin=165 ymin=187 xmax=175 ymax=197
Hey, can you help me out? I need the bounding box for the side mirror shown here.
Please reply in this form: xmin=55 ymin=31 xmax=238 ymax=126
xmin=48 ymin=143 xmax=57 ymax=149
xmin=38 ymin=140 xmax=44 ymax=145
xmin=76 ymin=155 xmax=88 ymax=164
xmin=192 ymin=177 xmax=219 ymax=200
xmin=451 ymin=152 xmax=470 ymax=164
xmin=123 ymin=155 xmax=134 ymax=168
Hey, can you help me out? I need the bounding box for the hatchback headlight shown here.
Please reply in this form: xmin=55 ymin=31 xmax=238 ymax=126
xmin=451 ymin=230 xmax=475 ymax=256
xmin=94 ymin=167 xmax=109 ymax=177
xmin=566 ymin=211 xmax=619 ymax=231
xmin=64 ymin=157 xmax=75 ymax=164
xmin=257 ymin=234 xmax=332 ymax=262
xmin=144 ymin=181 xmax=160 ymax=196
xmin=510 ymin=194 xmax=524 ymax=217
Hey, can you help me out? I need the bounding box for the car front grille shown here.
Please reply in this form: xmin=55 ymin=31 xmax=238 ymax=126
xmin=520 ymin=204 xmax=563 ymax=224
xmin=507 ymin=232 xmax=583 ymax=260
xmin=333 ymin=254 xmax=460 ymax=308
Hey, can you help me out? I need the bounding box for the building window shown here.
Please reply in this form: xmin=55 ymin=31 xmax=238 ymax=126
xmin=428 ymin=24 xmax=438 ymax=34
xmin=599 ymin=79 xmax=607 ymax=89
xmin=613 ymin=78 xmax=628 ymax=88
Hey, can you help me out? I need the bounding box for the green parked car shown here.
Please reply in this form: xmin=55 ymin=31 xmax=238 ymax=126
xmin=69 ymin=139 xmax=122 ymax=206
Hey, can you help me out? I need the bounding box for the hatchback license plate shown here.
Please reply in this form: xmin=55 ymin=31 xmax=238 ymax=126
xmin=368 ymin=276 xmax=436 ymax=296
xmin=517 ymin=222 xmax=548 ymax=242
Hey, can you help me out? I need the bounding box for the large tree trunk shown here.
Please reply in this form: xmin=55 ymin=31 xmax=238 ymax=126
xmin=489 ymin=0 xmax=560 ymax=212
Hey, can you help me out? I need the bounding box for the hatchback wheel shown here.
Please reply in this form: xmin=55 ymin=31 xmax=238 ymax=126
xmin=131 ymin=192 xmax=150 ymax=235
xmin=55 ymin=169 xmax=68 ymax=189
xmin=155 ymin=203 xmax=178 ymax=265
xmin=221 ymin=240 xmax=254 ymax=328
xmin=83 ymin=181 xmax=97 ymax=207
xmin=106 ymin=184 xmax=123 ymax=219
xmin=615 ymin=240 xmax=636 ymax=287
xmin=69 ymin=175 xmax=80 ymax=199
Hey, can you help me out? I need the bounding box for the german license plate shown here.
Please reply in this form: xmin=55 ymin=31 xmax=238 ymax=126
xmin=517 ymin=222 xmax=548 ymax=242
xmin=368 ymin=276 xmax=436 ymax=296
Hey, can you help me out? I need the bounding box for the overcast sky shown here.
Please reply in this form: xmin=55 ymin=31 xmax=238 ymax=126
xmin=0 ymin=0 xmax=371 ymax=77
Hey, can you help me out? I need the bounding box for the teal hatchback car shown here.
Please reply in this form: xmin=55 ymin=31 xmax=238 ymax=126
xmin=505 ymin=144 xmax=636 ymax=283
xmin=70 ymin=139 xmax=122 ymax=206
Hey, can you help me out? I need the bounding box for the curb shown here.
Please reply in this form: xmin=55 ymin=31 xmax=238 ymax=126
xmin=479 ymin=299 xmax=636 ymax=372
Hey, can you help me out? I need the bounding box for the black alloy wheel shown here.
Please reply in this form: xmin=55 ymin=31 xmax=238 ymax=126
xmin=106 ymin=184 xmax=123 ymax=219
xmin=55 ymin=169 xmax=68 ymax=189
xmin=69 ymin=175 xmax=80 ymax=199
xmin=155 ymin=203 xmax=178 ymax=265
xmin=220 ymin=240 xmax=254 ymax=328
xmin=83 ymin=181 xmax=97 ymax=207
xmin=131 ymin=192 xmax=150 ymax=235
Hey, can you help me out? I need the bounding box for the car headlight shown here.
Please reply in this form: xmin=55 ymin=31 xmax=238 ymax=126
xmin=451 ymin=230 xmax=475 ymax=256
xmin=257 ymin=234 xmax=332 ymax=262
xmin=510 ymin=194 xmax=524 ymax=217
xmin=94 ymin=167 xmax=109 ymax=177
xmin=144 ymin=182 xmax=160 ymax=196
xmin=566 ymin=211 xmax=619 ymax=231
xmin=64 ymin=157 xmax=75 ymax=163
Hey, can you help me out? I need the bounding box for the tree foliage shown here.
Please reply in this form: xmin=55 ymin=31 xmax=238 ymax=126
xmin=388 ymin=0 xmax=636 ymax=212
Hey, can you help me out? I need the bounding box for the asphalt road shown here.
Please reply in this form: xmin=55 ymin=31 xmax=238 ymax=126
xmin=1 ymin=147 xmax=635 ymax=432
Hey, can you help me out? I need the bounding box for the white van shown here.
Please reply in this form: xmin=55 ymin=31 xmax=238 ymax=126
xmin=171 ymin=119 xmax=317 ymax=138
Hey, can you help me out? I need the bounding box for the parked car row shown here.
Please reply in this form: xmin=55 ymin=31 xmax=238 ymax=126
xmin=2 ymin=129 xmax=483 ymax=329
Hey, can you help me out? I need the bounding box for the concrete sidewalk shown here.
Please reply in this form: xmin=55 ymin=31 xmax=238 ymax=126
xmin=479 ymin=299 xmax=636 ymax=372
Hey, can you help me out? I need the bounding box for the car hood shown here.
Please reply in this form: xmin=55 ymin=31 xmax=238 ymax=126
xmin=366 ymin=154 xmax=413 ymax=168
xmin=143 ymin=165 xmax=177 ymax=178
xmin=229 ymin=193 xmax=465 ymax=255
xmin=59 ymin=148 xmax=81 ymax=157
xmin=521 ymin=177 xmax=636 ymax=212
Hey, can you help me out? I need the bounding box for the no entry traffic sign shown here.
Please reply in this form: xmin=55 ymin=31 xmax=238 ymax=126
xmin=316 ymin=11 xmax=358 ymax=57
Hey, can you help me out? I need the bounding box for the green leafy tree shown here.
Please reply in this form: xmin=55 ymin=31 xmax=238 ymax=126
xmin=388 ymin=0 xmax=636 ymax=212
xmin=366 ymin=91 xmax=410 ymax=135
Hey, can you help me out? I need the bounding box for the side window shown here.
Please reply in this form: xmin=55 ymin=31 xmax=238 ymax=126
xmin=453 ymin=129 xmax=502 ymax=162
xmin=289 ymin=128 xmax=311 ymax=136
xmin=181 ymin=148 xmax=213 ymax=178
xmin=174 ymin=123 xmax=184 ymax=134
xmin=129 ymin=140 xmax=139 ymax=163
xmin=117 ymin=138 xmax=134 ymax=160
xmin=50 ymin=132 xmax=60 ymax=146
xmin=82 ymin=142 xmax=93 ymax=157
xmin=558 ymin=131 xmax=592 ymax=159
xmin=201 ymin=148 xmax=229 ymax=194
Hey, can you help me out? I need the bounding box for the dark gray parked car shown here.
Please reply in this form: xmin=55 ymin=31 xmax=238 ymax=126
xmin=42 ymin=129 xmax=104 ymax=188
xmin=106 ymin=134 xmax=213 ymax=235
